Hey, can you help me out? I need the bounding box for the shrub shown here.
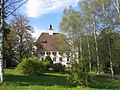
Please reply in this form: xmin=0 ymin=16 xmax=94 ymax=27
xmin=67 ymin=60 xmax=90 ymax=87
xmin=53 ymin=63 xmax=65 ymax=72
xmin=16 ymin=58 xmax=46 ymax=75
xmin=44 ymin=56 xmax=53 ymax=69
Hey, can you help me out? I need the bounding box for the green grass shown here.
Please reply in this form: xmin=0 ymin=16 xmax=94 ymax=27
xmin=0 ymin=68 xmax=120 ymax=90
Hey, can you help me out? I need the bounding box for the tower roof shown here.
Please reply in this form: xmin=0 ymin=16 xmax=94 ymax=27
xmin=49 ymin=24 xmax=53 ymax=35
xmin=49 ymin=24 xmax=53 ymax=30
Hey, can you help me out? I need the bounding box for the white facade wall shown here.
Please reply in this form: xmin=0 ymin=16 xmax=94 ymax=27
xmin=39 ymin=51 xmax=70 ymax=67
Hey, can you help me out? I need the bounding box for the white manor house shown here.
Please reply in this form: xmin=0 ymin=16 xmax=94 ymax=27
xmin=35 ymin=25 xmax=70 ymax=67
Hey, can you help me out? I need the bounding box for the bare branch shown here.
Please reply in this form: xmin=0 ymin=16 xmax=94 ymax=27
xmin=4 ymin=0 xmax=25 ymax=9
xmin=5 ymin=0 xmax=28 ymax=18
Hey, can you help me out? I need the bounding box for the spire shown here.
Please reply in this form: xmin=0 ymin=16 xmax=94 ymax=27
xmin=49 ymin=24 xmax=53 ymax=30
xmin=49 ymin=24 xmax=53 ymax=35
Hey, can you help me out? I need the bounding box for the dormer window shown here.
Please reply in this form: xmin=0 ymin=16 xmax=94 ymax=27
xmin=43 ymin=40 xmax=47 ymax=43
xmin=52 ymin=52 xmax=56 ymax=56
xmin=46 ymin=52 xmax=51 ymax=55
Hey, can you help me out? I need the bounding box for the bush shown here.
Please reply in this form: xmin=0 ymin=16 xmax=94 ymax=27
xmin=16 ymin=58 xmax=46 ymax=75
xmin=53 ymin=63 xmax=65 ymax=72
xmin=44 ymin=56 xmax=53 ymax=69
xmin=67 ymin=60 xmax=90 ymax=87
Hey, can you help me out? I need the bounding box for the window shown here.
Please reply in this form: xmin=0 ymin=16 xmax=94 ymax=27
xmin=59 ymin=57 xmax=62 ymax=62
xmin=59 ymin=52 xmax=63 ymax=55
xmin=43 ymin=40 xmax=47 ymax=43
xmin=42 ymin=58 xmax=44 ymax=61
xmin=53 ymin=57 xmax=56 ymax=61
xmin=52 ymin=52 xmax=56 ymax=56
xmin=46 ymin=52 xmax=51 ymax=55
xmin=67 ymin=58 xmax=69 ymax=61
xmin=66 ymin=52 xmax=70 ymax=55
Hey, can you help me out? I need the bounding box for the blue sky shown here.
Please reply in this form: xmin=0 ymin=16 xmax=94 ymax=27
xmin=19 ymin=0 xmax=80 ymax=40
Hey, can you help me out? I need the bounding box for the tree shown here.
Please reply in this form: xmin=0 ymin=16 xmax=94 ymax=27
xmin=9 ymin=14 xmax=33 ymax=63
xmin=0 ymin=0 xmax=4 ymax=82
xmin=3 ymin=30 xmax=16 ymax=67
xmin=4 ymin=0 xmax=28 ymax=18
xmin=60 ymin=6 xmax=84 ymax=62
xmin=60 ymin=0 xmax=120 ymax=79
xmin=110 ymin=0 xmax=120 ymax=19
xmin=1 ymin=0 xmax=48 ymax=82
xmin=80 ymin=0 xmax=120 ymax=77
xmin=60 ymin=6 xmax=91 ymax=87
xmin=79 ymin=0 xmax=101 ymax=75
xmin=0 ymin=0 xmax=29 ymax=82
xmin=90 ymin=0 xmax=119 ymax=78
xmin=54 ymin=34 xmax=70 ymax=52
xmin=44 ymin=56 xmax=53 ymax=69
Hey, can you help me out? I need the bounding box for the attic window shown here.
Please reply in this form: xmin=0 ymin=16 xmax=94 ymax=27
xmin=46 ymin=52 xmax=51 ymax=55
xmin=52 ymin=52 xmax=56 ymax=56
xmin=43 ymin=40 xmax=47 ymax=43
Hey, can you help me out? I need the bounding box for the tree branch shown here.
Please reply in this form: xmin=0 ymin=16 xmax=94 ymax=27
xmin=5 ymin=0 xmax=28 ymax=18
xmin=4 ymin=0 xmax=24 ymax=9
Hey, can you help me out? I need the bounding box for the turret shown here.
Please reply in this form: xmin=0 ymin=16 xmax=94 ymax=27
xmin=49 ymin=24 xmax=53 ymax=35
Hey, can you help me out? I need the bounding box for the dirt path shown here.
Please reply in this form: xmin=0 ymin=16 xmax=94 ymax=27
xmin=100 ymin=73 xmax=120 ymax=79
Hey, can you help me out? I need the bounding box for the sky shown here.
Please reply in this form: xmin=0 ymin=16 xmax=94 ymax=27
xmin=19 ymin=0 xmax=80 ymax=40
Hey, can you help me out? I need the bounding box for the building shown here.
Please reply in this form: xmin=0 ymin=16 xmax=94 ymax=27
xmin=35 ymin=25 xmax=70 ymax=67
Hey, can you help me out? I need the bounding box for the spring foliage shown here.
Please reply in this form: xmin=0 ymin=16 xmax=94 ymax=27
xmin=67 ymin=60 xmax=90 ymax=87
xmin=16 ymin=58 xmax=46 ymax=75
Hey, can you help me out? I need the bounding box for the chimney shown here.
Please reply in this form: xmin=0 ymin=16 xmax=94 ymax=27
xmin=49 ymin=24 xmax=53 ymax=35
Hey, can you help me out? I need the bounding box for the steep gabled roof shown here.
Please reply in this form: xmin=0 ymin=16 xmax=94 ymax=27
xmin=36 ymin=32 xmax=70 ymax=51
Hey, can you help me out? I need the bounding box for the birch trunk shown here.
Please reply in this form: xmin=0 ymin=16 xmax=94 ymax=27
xmin=80 ymin=36 xmax=83 ymax=60
xmin=108 ymin=36 xmax=115 ymax=78
xmin=78 ymin=36 xmax=83 ymax=63
xmin=93 ymin=20 xmax=100 ymax=75
xmin=87 ymin=35 xmax=91 ymax=74
xmin=0 ymin=0 xmax=4 ymax=82
xmin=102 ymin=1 xmax=115 ymax=78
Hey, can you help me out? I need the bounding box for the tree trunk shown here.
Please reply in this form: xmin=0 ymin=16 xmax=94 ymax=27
xmin=19 ymin=35 xmax=23 ymax=61
xmin=93 ymin=20 xmax=100 ymax=75
xmin=80 ymin=36 xmax=83 ymax=60
xmin=78 ymin=36 xmax=83 ymax=63
xmin=108 ymin=36 xmax=115 ymax=78
xmin=0 ymin=0 xmax=4 ymax=82
xmin=101 ymin=0 xmax=115 ymax=78
xmin=87 ymin=35 xmax=92 ymax=74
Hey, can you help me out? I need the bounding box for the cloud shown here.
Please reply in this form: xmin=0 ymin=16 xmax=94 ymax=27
xmin=25 ymin=0 xmax=79 ymax=18
xmin=31 ymin=26 xmax=47 ymax=40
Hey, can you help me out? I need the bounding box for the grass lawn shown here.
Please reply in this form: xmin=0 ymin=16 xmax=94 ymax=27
xmin=0 ymin=68 xmax=120 ymax=90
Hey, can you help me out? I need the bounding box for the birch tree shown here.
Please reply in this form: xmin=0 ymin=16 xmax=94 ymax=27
xmin=80 ymin=0 xmax=101 ymax=75
xmin=60 ymin=6 xmax=84 ymax=62
xmin=0 ymin=0 xmax=28 ymax=82
xmin=60 ymin=6 xmax=91 ymax=86
xmin=0 ymin=0 xmax=4 ymax=82
xmin=98 ymin=0 xmax=119 ymax=78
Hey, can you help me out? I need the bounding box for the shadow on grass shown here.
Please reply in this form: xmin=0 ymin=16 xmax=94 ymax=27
xmin=89 ymin=75 xmax=120 ymax=89
xmin=4 ymin=74 xmax=72 ymax=87
xmin=4 ymin=73 xmax=120 ymax=89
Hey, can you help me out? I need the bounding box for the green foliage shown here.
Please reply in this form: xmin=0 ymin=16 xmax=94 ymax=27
xmin=44 ymin=56 xmax=53 ymax=69
xmin=10 ymin=14 xmax=34 ymax=62
xmin=2 ymin=68 xmax=120 ymax=90
xmin=67 ymin=60 xmax=90 ymax=87
xmin=15 ymin=58 xmax=46 ymax=75
xmin=53 ymin=63 xmax=65 ymax=72
xmin=54 ymin=34 xmax=70 ymax=51
xmin=3 ymin=30 xmax=17 ymax=67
